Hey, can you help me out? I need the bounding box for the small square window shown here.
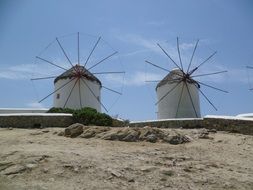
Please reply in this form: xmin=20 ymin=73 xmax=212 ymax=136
xmin=56 ymin=93 xmax=60 ymax=99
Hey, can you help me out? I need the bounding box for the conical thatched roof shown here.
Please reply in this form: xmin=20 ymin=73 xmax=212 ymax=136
xmin=54 ymin=65 xmax=101 ymax=86
xmin=156 ymin=68 xmax=182 ymax=90
xmin=156 ymin=68 xmax=200 ymax=91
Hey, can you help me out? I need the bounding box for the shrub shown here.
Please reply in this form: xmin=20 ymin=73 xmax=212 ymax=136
xmin=73 ymin=107 xmax=112 ymax=126
xmin=47 ymin=107 xmax=74 ymax=114
xmin=47 ymin=107 xmax=113 ymax=126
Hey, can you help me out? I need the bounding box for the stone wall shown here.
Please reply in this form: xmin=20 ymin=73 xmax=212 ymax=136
xmin=130 ymin=119 xmax=204 ymax=129
xmin=0 ymin=114 xmax=74 ymax=128
xmin=202 ymin=117 xmax=253 ymax=135
xmin=1 ymin=114 xmax=253 ymax=135
xmin=0 ymin=108 xmax=48 ymax=114
xmin=130 ymin=117 xmax=253 ymax=135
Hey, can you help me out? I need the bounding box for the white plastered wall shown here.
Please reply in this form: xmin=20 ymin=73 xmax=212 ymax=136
xmin=53 ymin=78 xmax=101 ymax=112
xmin=157 ymin=82 xmax=200 ymax=119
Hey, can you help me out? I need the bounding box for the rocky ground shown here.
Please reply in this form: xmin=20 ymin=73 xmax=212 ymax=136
xmin=0 ymin=126 xmax=253 ymax=190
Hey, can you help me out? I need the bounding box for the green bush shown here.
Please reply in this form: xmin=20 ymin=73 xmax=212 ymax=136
xmin=47 ymin=107 xmax=74 ymax=114
xmin=47 ymin=107 xmax=112 ymax=126
xmin=73 ymin=107 xmax=112 ymax=126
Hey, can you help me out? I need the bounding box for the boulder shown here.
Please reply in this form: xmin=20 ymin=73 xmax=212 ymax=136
xmin=198 ymin=129 xmax=213 ymax=139
xmin=80 ymin=126 xmax=110 ymax=138
xmin=64 ymin=123 xmax=84 ymax=138
xmin=100 ymin=129 xmax=121 ymax=140
xmin=139 ymin=127 xmax=166 ymax=141
xmin=62 ymin=125 xmax=194 ymax=144
xmin=115 ymin=128 xmax=132 ymax=140
xmin=146 ymin=134 xmax=157 ymax=143
xmin=139 ymin=127 xmax=153 ymax=140
xmin=165 ymin=134 xmax=192 ymax=145
xmin=122 ymin=130 xmax=140 ymax=142
xmin=100 ymin=128 xmax=140 ymax=142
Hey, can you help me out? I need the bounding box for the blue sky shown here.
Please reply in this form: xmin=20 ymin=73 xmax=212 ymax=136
xmin=0 ymin=0 xmax=253 ymax=121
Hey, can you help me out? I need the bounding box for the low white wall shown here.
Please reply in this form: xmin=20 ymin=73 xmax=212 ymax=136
xmin=236 ymin=113 xmax=253 ymax=118
xmin=0 ymin=108 xmax=48 ymax=114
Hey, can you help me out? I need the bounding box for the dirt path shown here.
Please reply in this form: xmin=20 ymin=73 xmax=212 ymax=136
xmin=0 ymin=127 xmax=252 ymax=190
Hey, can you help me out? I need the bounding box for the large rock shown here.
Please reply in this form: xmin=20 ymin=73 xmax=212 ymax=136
xmin=115 ymin=128 xmax=132 ymax=140
xmin=100 ymin=129 xmax=121 ymax=140
xmin=139 ymin=127 xmax=153 ymax=140
xmin=80 ymin=126 xmax=110 ymax=138
xmin=164 ymin=134 xmax=192 ymax=145
xmin=100 ymin=128 xmax=140 ymax=142
xmin=64 ymin=123 xmax=84 ymax=138
xmin=139 ymin=127 xmax=165 ymax=142
xmin=146 ymin=134 xmax=157 ymax=143
xmin=122 ymin=130 xmax=140 ymax=142
xmin=63 ymin=125 xmax=193 ymax=145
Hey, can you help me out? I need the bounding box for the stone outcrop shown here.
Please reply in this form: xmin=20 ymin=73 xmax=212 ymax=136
xmin=63 ymin=125 xmax=194 ymax=144
xmin=64 ymin=123 xmax=84 ymax=138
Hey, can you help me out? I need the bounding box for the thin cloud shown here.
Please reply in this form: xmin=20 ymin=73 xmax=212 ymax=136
xmin=120 ymin=49 xmax=150 ymax=58
xmin=104 ymin=71 xmax=161 ymax=86
xmin=26 ymin=101 xmax=45 ymax=108
xmin=0 ymin=61 xmax=69 ymax=80
xmin=0 ymin=63 xmax=39 ymax=80
xmin=193 ymin=66 xmax=251 ymax=84
xmin=116 ymin=34 xmax=160 ymax=53
xmin=116 ymin=33 xmax=197 ymax=60
xmin=116 ymin=33 xmax=231 ymax=84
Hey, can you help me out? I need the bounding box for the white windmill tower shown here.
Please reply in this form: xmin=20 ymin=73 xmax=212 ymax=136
xmin=146 ymin=38 xmax=228 ymax=119
xmin=53 ymin=65 xmax=102 ymax=111
xmin=156 ymin=68 xmax=201 ymax=119
xmin=31 ymin=33 xmax=124 ymax=112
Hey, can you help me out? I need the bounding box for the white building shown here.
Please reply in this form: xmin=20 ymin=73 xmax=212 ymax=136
xmin=53 ymin=65 xmax=101 ymax=112
xmin=156 ymin=68 xmax=201 ymax=119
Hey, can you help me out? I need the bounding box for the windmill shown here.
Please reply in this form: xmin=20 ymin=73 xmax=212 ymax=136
xmin=145 ymin=37 xmax=228 ymax=119
xmin=31 ymin=32 xmax=125 ymax=112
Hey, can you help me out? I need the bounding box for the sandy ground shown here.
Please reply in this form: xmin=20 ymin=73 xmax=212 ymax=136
xmin=0 ymin=127 xmax=252 ymax=190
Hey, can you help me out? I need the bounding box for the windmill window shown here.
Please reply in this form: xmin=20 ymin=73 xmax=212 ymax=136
xmin=97 ymin=96 xmax=100 ymax=101
xmin=56 ymin=93 xmax=60 ymax=99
